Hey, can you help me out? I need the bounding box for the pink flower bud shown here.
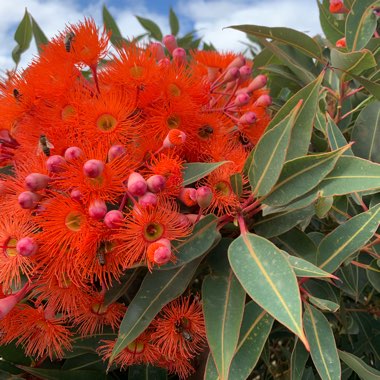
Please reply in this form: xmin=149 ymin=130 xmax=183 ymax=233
xmin=104 ymin=210 xmax=123 ymax=228
xmin=16 ymin=237 xmax=38 ymax=257
xmin=196 ymin=186 xmax=213 ymax=208
xmin=88 ymin=199 xmax=107 ymax=220
xmin=64 ymin=146 xmax=83 ymax=160
xmin=158 ymin=58 xmax=171 ymax=68
xmin=179 ymin=187 xmax=197 ymax=206
xmin=247 ymin=75 xmax=267 ymax=92
xmin=173 ymin=48 xmax=187 ymax=66
xmin=227 ymin=55 xmax=246 ymax=69
xmin=138 ymin=192 xmax=158 ymax=207
xmin=108 ymin=145 xmax=126 ymax=162
xmin=235 ymin=93 xmax=250 ymax=107
xmin=224 ymin=67 xmax=240 ymax=83
xmin=83 ymin=159 xmax=104 ymax=178
xmin=46 ymin=155 xmax=66 ymax=173
xmin=127 ymin=172 xmax=147 ymax=197
xmin=163 ymin=35 xmax=178 ymax=54
xmin=255 ymin=94 xmax=272 ymax=107
xmin=239 ymin=111 xmax=257 ymax=125
xmin=163 ymin=129 xmax=186 ymax=148
xmin=25 ymin=173 xmax=50 ymax=191
xmin=235 ymin=87 xmax=249 ymax=96
xmin=0 ymin=294 xmax=19 ymax=319
xmin=70 ymin=189 xmax=82 ymax=201
xmin=147 ymin=175 xmax=166 ymax=193
xmin=153 ymin=246 xmax=171 ymax=265
xmin=149 ymin=42 xmax=165 ymax=60
xmin=239 ymin=65 xmax=252 ymax=82
xmin=18 ymin=191 xmax=41 ymax=209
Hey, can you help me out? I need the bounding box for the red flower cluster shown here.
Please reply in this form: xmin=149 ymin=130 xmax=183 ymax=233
xmin=0 ymin=18 xmax=271 ymax=376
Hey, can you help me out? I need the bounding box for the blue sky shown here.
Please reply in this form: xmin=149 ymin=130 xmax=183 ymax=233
xmin=0 ymin=0 xmax=322 ymax=70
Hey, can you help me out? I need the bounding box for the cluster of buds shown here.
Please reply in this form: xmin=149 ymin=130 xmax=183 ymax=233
xmin=0 ymin=19 xmax=271 ymax=377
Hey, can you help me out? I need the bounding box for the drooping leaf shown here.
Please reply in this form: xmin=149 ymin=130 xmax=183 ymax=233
xmin=317 ymin=0 xmax=345 ymax=44
xmin=266 ymin=72 xmax=324 ymax=160
xmin=182 ymin=161 xmax=230 ymax=185
xmin=338 ymin=350 xmax=380 ymax=379
xmin=352 ymin=101 xmax=380 ymax=163
xmin=248 ymin=101 xmax=301 ymax=196
xmin=229 ymin=301 xmax=274 ymax=380
xmin=349 ymin=73 xmax=380 ymax=100
xmin=290 ymin=338 xmax=309 ymax=380
xmin=345 ymin=0 xmax=379 ymax=51
xmin=128 ymin=365 xmax=167 ymax=379
xmin=103 ymin=5 xmax=124 ymax=48
xmin=308 ymin=295 xmax=340 ymax=312
xmin=326 ymin=114 xmax=354 ymax=155
xmin=204 ymin=354 xmax=220 ymax=380
xmin=12 ymin=9 xmax=33 ymax=65
xmin=159 ymin=214 xmax=221 ymax=270
xmin=264 ymin=147 xmax=348 ymax=207
xmin=61 ymin=353 xmax=105 ymax=371
xmin=367 ymin=259 xmax=380 ymax=292
xmin=31 ymin=17 xmax=48 ymax=53
xmin=169 ymin=8 xmax=179 ymax=36
xmin=331 ymin=48 xmax=376 ymax=76
xmin=337 ymin=263 xmax=368 ymax=302
xmin=228 ymin=233 xmax=308 ymax=347
xmin=110 ymin=258 xmax=202 ymax=362
xmin=317 ymin=204 xmax=380 ymax=272
xmin=230 ymin=173 xmax=243 ymax=198
xmin=136 ymin=16 xmax=163 ymax=41
xmin=17 ymin=366 xmax=107 ymax=380
xmin=304 ymin=304 xmax=341 ymax=380
xmin=202 ymin=263 xmax=245 ymax=379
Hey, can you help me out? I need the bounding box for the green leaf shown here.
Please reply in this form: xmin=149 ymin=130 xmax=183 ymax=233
xmin=349 ymin=73 xmax=380 ymax=100
xmin=304 ymin=304 xmax=341 ymax=380
xmin=326 ymin=114 xmax=354 ymax=155
xmin=110 ymin=258 xmax=201 ymax=362
xmin=367 ymin=259 xmax=380 ymax=292
xmin=17 ymin=366 xmax=107 ymax=380
xmin=264 ymin=147 xmax=348 ymax=207
xmin=230 ymin=173 xmax=243 ymax=198
xmin=136 ymin=16 xmax=163 ymax=41
xmin=254 ymin=204 xmax=315 ymax=238
xmin=182 ymin=161 xmax=230 ymax=186
xmin=308 ymin=295 xmax=340 ymax=312
xmin=290 ymin=338 xmax=309 ymax=380
xmin=128 ymin=365 xmax=167 ymax=379
xmin=169 ymin=8 xmax=179 ymax=36
xmin=229 ymin=301 xmax=274 ymax=380
xmin=315 ymin=196 xmax=334 ymax=218
xmin=248 ymin=101 xmax=301 ymax=196
xmin=352 ymin=101 xmax=380 ymax=163
xmin=319 ymin=156 xmax=380 ymax=196
xmin=61 ymin=353 xmax=104 ymax=371
xmin=204 ymin=354 xmax=220 ymax=380
xmin=338 ymin=350 xmax=380 ymax=379
xmin=331 ymin=49 xmax=376 ymax=76
xmin=317 ymin=0 xmax=345 ymax=44
xmin=202 ymin=265 xmax=245 ymax=379
xmin=229 ymin=24 xmax=323 ymax=60
xmin=12 ymin=9 xmax=33 ymax=65
xmin=346 ymin=0 xmax=379 ymax=51
xmin=31 ymin=17 xmax=48 ymax=53
xmin=228 ymin=233 xmax=308 ymax=347
xmin=317 ymin=204 xmax=380 ymax=272
xmin=266 ymin=72 xmax=324 ymax=160
xmin=103 ymin=5 xmax=124 ymax=48
xmin=159 ymin=214 xmax=221 ymax=270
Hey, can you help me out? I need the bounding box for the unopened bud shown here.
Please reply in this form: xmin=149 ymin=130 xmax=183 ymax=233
xmin=25 ymin=173 xmax=50 ymax=191
xmin=108 ymin=145 xmax=126 ymax=162
xmin=179 ymin=187 xmax=197 ymax=206
xmin=64 ymin=146 xmax=83 ymax=160
xmin=227 ymin=55 xmax=246 ymax=69
xmin=83 ymin=159 xmax=104 ymax=178
xmin=147 ymin=239 xmax=172 ymax=266
xmin=234 ymin=93 xmax=250 ymax=107
xmin=147 ymin=175 xmax=166 ymax=193
xmin=247 ymin=75 xmax=267 ymax=92
xmin=16 ymin=237 xmax=38 ymax=257
xmin=254 ymin=94 xmax=272 ymax=107
xmin=0 ymin=294 xmax=19 ymax=319
xmin=239 ymin=111 xmax=257 ymax=125
xmin=88 ymin=199 xmax=107 ymax=220
xmin=158 ymin=58 xmax=171 ymax=68
xmin=239 ymin=65 xmax=252 ymax=82
xmin=163 ymin=129 xmax=186 ymax=148
xmin=128 ymin=172 xmax=147 ymax=197
xmin=46 ymin=155 xmax=66 ymax=173
xmin=18 ymin=191 xmax=41 ymax=209
xmin=149 ymin=42 xmax=165 ymax=60
xmin=138 ymin=192 xmax=158 ymax=207
xmin=224 ymin=67 xmax=240 ymax=83
xmin=70 ymin=189 xmax=82 ymax=201
xmin=196 ymin=186 xmax=213 ymax=208
xmin=104 ymin=210 xmax=123 ymax=228
xmin=163 ymin=35 xmax=178 ymax=54
xmin=173 ymin=48 xmax=187 ymax=66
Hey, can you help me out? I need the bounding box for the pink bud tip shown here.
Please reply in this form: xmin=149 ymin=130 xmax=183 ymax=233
xmin=163 ymin=34 xmax=178 ymax=54
xmin=138 ymin=192 xmax=158 ymax=207
xmin=64 ymin=146 xmax=83 ymax=160
xmin=227 ymin=55 xmax=246 ymax=69
xmin=18 ymin=191 xmax=41 ymax=209
xmin=196 ymin=186 xmax=213 ymax=208
xmin=108 ymin=145 xmax=126 ymax=162
xmin=70 ymin=189 xmax=82 ymax=201
xmin=104 ymin=210 xmax=123 ymax=228
xmin=163 ymin=129 xmax=186 ymax=148
xmin=154 ymin=246 xmax=171 ymax=265
xmin=235 ymin=93 xmax=250 ymax=107
xmin=239 ymin=65 xmax=252 ymax=82
xmin=149 ymin=42 xmax=165 ymax=60
xmin=0 ymin=294 xmax=19 ymax=319
xmin=25 ymin=173 xmax=50 ymax=191
xmin=88 ymin=199 xmax=107 ymax=220
xmin=83 ymin=159 xmax=104 ymax=178
xmin=255 ymin=94 xmax=272 ymax=107
xmin=239 ymin=111 xmax=257 ymax=125
xmin=16 ymin=237 xmax=38 ymax=257
xmin=147 ymin=175 xmax=166 ymax=193
xmin=127 ymin=172 xmax=147 ymax=197
xmin=46 ymin=155 xmax=66 ymax=173
xmin=247 ymin=75 xmax=267 ymax=92
xmin=172 ymin=48 xmax=187 ymax=66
